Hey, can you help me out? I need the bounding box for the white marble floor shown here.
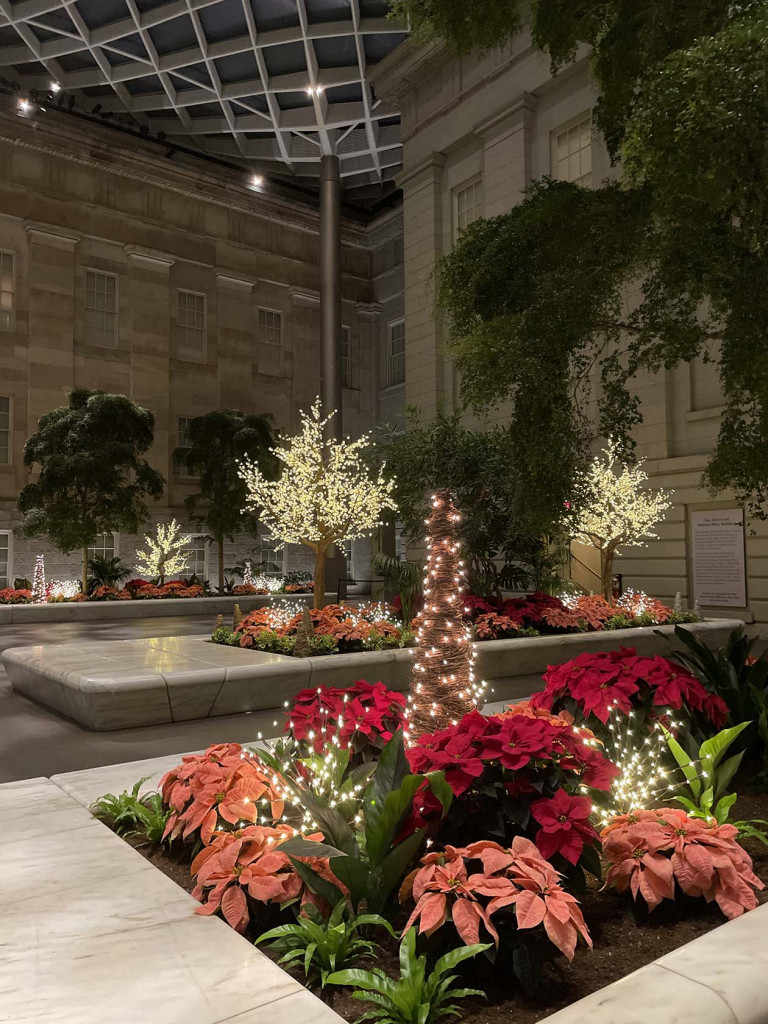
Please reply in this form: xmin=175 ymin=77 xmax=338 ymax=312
xmin=0 ymin=776 xmax=345 ymax=1024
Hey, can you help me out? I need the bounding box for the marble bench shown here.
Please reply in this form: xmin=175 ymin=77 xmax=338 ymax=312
xmin=0 ymin=775 xmax=345 ymax=1024
xmin=2 ymin=619 xmax=742 ymax=732
xmin=47 ymin=754 xmax=768 ymax=1024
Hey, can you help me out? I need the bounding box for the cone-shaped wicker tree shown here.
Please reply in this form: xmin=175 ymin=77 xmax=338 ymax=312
xmin=407 ymin=490 xmax=485 ymax=741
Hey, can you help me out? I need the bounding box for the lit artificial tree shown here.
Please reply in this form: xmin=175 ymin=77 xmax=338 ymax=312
xmin=32 ymin=554 xmax=46 ymax=603
xmin=135 ymin=520 xmax=191 ymax=586
xmin=243 ymin=559 xmax=254 ymax=587
xmin=239 ymin=398 xmax=397 ymax=609
xmin=407 ymin=490 xmax=485 ymax=741
xmin=567 ymin=440 xmax=673 ymax=602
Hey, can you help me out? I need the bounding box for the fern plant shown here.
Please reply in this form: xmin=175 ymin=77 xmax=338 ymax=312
xmin=326 ymin=927 xmax=488 ymax=1024
xmin=256 ymin=900 xmax=395 ymax=988
xmin=372 ymin=552 xmax=421 ymax=624
xmin=91 ymin=777 xmax=169 ymax=844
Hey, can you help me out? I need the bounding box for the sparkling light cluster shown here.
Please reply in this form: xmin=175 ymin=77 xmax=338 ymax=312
xmin=47 ymin=579 xmax=81 ymax=600
xmin=239 ymin=398 xmax=397 ymax=607
xmin=135 ymin=520 xmax=191 ymax=583
xmin=406 ymin=490 xmax=485 ymax=742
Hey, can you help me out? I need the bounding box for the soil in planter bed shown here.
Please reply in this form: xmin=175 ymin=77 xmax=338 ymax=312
xmin=119 ymin=780 xmax=768 ymax=1024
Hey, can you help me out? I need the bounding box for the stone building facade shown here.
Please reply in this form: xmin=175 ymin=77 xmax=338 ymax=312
xmin=0 ymin=105 xmax=404 ymax=588
xmin=371 ymin=34 xmax=768 ymax=633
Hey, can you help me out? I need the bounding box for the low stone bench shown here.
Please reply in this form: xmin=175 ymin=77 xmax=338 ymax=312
xmin=0 ymin=775 xmax=345 ymax=1024
xmin=2 ymin=619 xmax=741 ymax=731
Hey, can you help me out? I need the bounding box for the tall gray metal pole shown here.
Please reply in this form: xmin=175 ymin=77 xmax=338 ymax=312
xmin=320 ymin=153 xmax=342 ymax=441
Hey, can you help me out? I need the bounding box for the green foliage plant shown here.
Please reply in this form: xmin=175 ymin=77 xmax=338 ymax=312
xmin=272 ymin=730 xmax=453 ymax=915
xmin=665 ymin=724 xmax=768 ymax=845
xmin=173 ymin=409 xmax=278 ymax=593
xmin=372 ymin=551 xmax=422 ymax=624
xmin=392 ymin=0 xmax=768 ymax=520
xmin=91 ymin=777 xmax=169 ymax=844
xmin=18 ymin=388 xmax=164 ymax=591
xmin=86 ymin=555 xmax=133 ymax=593
xmin=256 ymin=899 xmax=395 ymax=989
xmin=326 ymin=926 xmax=488 ymax=1024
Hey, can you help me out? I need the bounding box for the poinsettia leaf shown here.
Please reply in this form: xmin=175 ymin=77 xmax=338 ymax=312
xmin=579 ymin=843 xmax=602 ymax=881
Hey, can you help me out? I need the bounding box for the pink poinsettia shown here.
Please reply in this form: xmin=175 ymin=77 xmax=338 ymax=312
xmin=531 ymin=788 xmax=600 ymax=865
xmin=601 ymin=810 xmax=764 ymax=919
xmin=400 ymin=837 xmax=592 ymax=962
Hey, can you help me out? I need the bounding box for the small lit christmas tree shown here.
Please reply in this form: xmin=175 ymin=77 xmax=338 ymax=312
xmin=32 ymin=554 xmax=46 ymax=603
xmin=407 ymin=490 xmax=485 ymax=741
xmin=567 ymin=440 xmax=673 ymax=602
xmin=243 ymin=559 xmax=254 ymax=587
xmin=135 ymin=520 xmax=191 ymax=585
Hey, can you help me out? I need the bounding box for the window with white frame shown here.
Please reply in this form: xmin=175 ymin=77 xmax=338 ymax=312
xmin=88 ymin=532 xmax=116 ymax=560
xmin=257 ymin=531 xmax=280 ymax=568
xmin=0 ymin=396 xmax=10 ymax=465
xmin=185 ymin=535 xmax=208 ymax=579
xmin=340 ymin=325 xmax=351 ymax=388
xmin=552 ymin=114 xmax=592 ymax=186
xmin=0 ymin=531 xmax=10 ymax=588
xmin=0 ymin=251 xmax=15 ymax=332
xmin=177 ymin=416 xmax=194 ymax=449
xmin=84 ymin=270 xmax=117 ymax=348
xmin=387 ymin=319 xmax=405 ymax=387
xmin=258 ymin=308 xmax=283 ymax=374
xmin=454 ymin=177 xmax=483 ymax=239
xmin=177 ymin=290 xmax=206 ymax=354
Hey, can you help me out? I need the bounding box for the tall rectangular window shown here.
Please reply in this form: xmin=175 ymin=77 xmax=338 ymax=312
xmin=257 ymin=532 xmax=280 ymax=569
xmin=185 ymin=536 xmax=208 ymax=579
xmin=454 ymin=177 xmax=483 ymax=238
xmin=341 ymin=325 xmax=351 ymax=388
xmin=177 ymin=416 xmax=194 ymax=449
xmin=177 ymin=290 xmax=206 ymax=354
xmin=88 ymin=533 xmax=116 ymax=561
xmin=0 ymin=251 xmax=15 ymax=331
xmin=84 ymin=270 xmax=117 ymax=348
xmin=0 ymin=532 xmax=10 ymax=588
xmin=552 ymin=114 xmax=592 ymax=185
xmin=387 ymin=319 xmax=405 ymax=387
xmin=0 ymin=396 xmax=10 ymax=466
xmin=258 ymin=308 xmax=283 ymax=375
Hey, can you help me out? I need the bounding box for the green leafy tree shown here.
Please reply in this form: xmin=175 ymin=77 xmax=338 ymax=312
xmin=18 ymin=388 xmax=164 ymax=591
xmin=372 ymin=409 xmax=579 ymax=596
xmin=395 ymin=0 xmax=768 ymax=518
xmin=173 ymin=409 xmax=278 ymax=593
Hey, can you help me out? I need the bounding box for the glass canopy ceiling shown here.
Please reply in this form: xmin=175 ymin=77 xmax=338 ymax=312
xmin=0 ymin=0 xmax=408 ymax=207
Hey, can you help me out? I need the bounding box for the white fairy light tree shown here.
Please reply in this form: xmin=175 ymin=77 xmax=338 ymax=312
xmin=566 ymin=440 xmax=673 ymax=601
xmin=135 ymin=520 xmax=191 ymax=585
xmin=239 ymin=398 xmax=397 ymax=609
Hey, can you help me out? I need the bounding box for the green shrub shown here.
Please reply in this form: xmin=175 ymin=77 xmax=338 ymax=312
xmin=91 ymin=777 xmax=169 ymax=844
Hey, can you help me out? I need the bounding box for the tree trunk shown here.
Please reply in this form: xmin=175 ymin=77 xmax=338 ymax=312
xmin=218 ymin=537 xmax=225 ymax=594
xmin=82 ymin=546 xmax=88 ymax=595
xmin=602 ymin=545 xmax=616 ymax=603
xmin=313 ymin=545 xmax=327 ymax=610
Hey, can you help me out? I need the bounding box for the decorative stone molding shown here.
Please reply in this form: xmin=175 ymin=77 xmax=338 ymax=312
xmin=289 ymin=287 xmax=320 ymax=308
xmin=24 ymin=222 xmax=79 ymax=250
xmin=476 ymin=92 xmax=538 ymax=142
xmin=368 ymin=36 xmax=448 ymax=103
xmin=396 ymin=151 xmax=446 ymax=194
xmin=215 ymin=273 xmax=253 ymax=292
xmin=355 ymin=302 xmax=382 ymax=321
xmin=125 ymin=246 xmax=175 ymax=273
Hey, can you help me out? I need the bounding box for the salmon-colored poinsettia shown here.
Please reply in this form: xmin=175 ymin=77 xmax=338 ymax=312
xmin=602 ymin=809 xmax=764 ymax=919
xmin=400 ymin=836 xmax=592 ymax=961
xmin=191 ymin=824 xmax=344 ymax=932
xmin=160 ymin=742 xmax=288 ymax=846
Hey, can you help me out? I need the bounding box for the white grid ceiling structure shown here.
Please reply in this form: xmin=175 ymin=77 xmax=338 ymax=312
xmin=0 ymin=0 xmax=407 ymax=204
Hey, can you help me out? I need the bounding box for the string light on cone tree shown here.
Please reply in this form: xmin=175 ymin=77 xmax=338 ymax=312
xmin=406 ymin=490 xmax=486 ymax=742
xmin=32 ymin=554 xmax=46 ymax=603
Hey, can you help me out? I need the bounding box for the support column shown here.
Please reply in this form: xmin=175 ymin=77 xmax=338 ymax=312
xmin=320 ymin=154 xmax=342 ymax=441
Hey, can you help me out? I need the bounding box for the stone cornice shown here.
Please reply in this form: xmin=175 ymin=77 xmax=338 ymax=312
xmin=24 ymin=222 xmax=79 ymax=250
xmin=289 ymin=287 xmax=320 ymax=307
xmin=215 ymin=273 xmax=253 ymax=292
xmin=368 ymin=36 xmax=448 ymax=103
xmin=396 ymin=152 xmax=446 ymax=193
xmin=125 ymin=246 xmax=175 ymax=272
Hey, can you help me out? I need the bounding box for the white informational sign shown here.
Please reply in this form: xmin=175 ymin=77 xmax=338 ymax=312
xmin=690 ymin=509 xmax=747 ymax=607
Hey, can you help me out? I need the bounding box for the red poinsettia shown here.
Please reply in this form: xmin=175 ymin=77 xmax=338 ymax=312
xmin=287 ymin=680 xmax=406 ymax=759
xmin=531 ymin=788 xmax=599 ymax=865
xmin=532 ymin=647 xmax=728 ymax=729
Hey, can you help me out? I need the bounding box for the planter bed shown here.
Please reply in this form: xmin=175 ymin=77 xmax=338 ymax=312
xmin=48 ymin=751 xmax=768 ymax=1024
xmin=0 ymin=590 xmax=322 ymax=625
xmin=2 ymin=618 xmax=742 ymax=731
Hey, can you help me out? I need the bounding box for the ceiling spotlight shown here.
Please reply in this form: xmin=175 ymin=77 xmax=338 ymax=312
xmin=306 ymin=84 xmax=324 ymax=96
xmin=50 ymin=82 xmax=61 ymax=94
xmin=17 ymin=98 xmax=31 ymax=114
xmin=250 ymin=174 xmax=264 ymax=187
